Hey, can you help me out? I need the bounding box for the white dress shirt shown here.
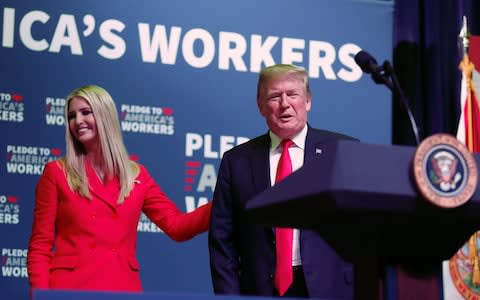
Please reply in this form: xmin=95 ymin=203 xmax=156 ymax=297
xmin=269 ymin=125 xmax=308 ymax=267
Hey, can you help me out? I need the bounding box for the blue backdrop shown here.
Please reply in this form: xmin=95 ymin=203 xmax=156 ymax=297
xmin=0 ymin=1 xmax=393 ymax=299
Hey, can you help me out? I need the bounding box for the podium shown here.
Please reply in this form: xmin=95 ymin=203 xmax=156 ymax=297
xmin=32 ymin=290 xmax=306 ymax=300
xmin=246 ymin=140 xmax=480 ymax=299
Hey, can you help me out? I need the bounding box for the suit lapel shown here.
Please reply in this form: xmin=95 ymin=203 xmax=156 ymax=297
xmin=250 ymin=134 xmax=271 ymax=193
xmin=304 ymin=126 xmax=327 ymax=163
xmin=250 ymin=129 xmax=325 ymax=190
xmin=248 ymin=134 xmax=275 ymax=239
xmin=85 ymin=161 xmax=119 ymax=210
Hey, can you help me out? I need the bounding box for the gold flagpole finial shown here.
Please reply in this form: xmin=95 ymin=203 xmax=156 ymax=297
xmin=459 ymin=16 xmax=471 ymax=55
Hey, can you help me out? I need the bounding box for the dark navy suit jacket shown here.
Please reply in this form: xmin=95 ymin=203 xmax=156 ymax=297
xmin=208 ymin=126 xmax=356 ymax=299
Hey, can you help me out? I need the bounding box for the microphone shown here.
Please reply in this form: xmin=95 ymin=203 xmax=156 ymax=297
xmin=354 ymin=50 xmax=421 ymax=145
xmin=354 ymin=50 xmax=379 ymax=74
xmin=354 ymin=50 xmax=392 ymax=87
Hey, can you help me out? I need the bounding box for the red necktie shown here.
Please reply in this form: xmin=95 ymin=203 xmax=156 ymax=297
xmin=274 ymin=139 xmax=294 ymax=296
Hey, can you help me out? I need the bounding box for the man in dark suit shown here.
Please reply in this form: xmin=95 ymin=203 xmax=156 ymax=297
xmin=208 ymin=64 xmax=356 ymax=299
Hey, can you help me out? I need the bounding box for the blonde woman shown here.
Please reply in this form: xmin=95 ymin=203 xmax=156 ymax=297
xmin=27 ymin=85 xmax=211 ymax=292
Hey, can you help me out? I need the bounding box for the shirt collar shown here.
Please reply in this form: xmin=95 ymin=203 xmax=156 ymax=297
xmin=269 ymin=125 xmax=308 ymax=151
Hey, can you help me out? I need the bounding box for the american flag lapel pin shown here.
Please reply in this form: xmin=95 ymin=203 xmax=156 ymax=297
xmin=315 ymin=148 xmax=322 ymax=155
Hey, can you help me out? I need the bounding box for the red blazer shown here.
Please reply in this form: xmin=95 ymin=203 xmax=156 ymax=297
xmin=27 ymin=160 xmax=211 ymax=292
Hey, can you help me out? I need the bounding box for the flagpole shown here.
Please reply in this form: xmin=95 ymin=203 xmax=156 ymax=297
xmin=459 ymin=16 xmax=474 ymax=151
xmin=458 ymin=15 xmax=480 ymax=286
xmin=459 ymin=16 xmax=470 ymax=57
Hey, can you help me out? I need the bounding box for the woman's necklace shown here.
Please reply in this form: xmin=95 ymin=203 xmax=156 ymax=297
xmin=93 ymin=167 xmax=105 ymax=182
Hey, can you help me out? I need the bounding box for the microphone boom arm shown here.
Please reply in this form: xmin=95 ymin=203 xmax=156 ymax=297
xmin=354 ymin=50 xmax=421 ymax=145
xmin=381 ymin=61 xmax=421 ymax=145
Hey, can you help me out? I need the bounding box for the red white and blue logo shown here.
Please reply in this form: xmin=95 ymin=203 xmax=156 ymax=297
xmin=0 ymin=92 xmax=24 ymax=123
xmin=5 ymin=145 xmax=62 ymax=175
xmin=120 ymin=103 xmax=175 ymax=135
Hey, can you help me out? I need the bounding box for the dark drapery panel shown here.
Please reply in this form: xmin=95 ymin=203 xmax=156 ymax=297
xmin=393 ymin=0 xmax=480 ymax=145
xmin=391 ymin=0 xmax=480 ymax=299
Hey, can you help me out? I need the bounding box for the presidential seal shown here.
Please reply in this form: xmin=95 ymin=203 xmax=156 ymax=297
xmin=412 ymin=133 xmax=478 ymax=208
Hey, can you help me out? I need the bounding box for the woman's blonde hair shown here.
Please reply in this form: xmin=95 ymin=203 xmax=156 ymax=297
xmin=63 ymin=84 xmax=138 ymax=204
